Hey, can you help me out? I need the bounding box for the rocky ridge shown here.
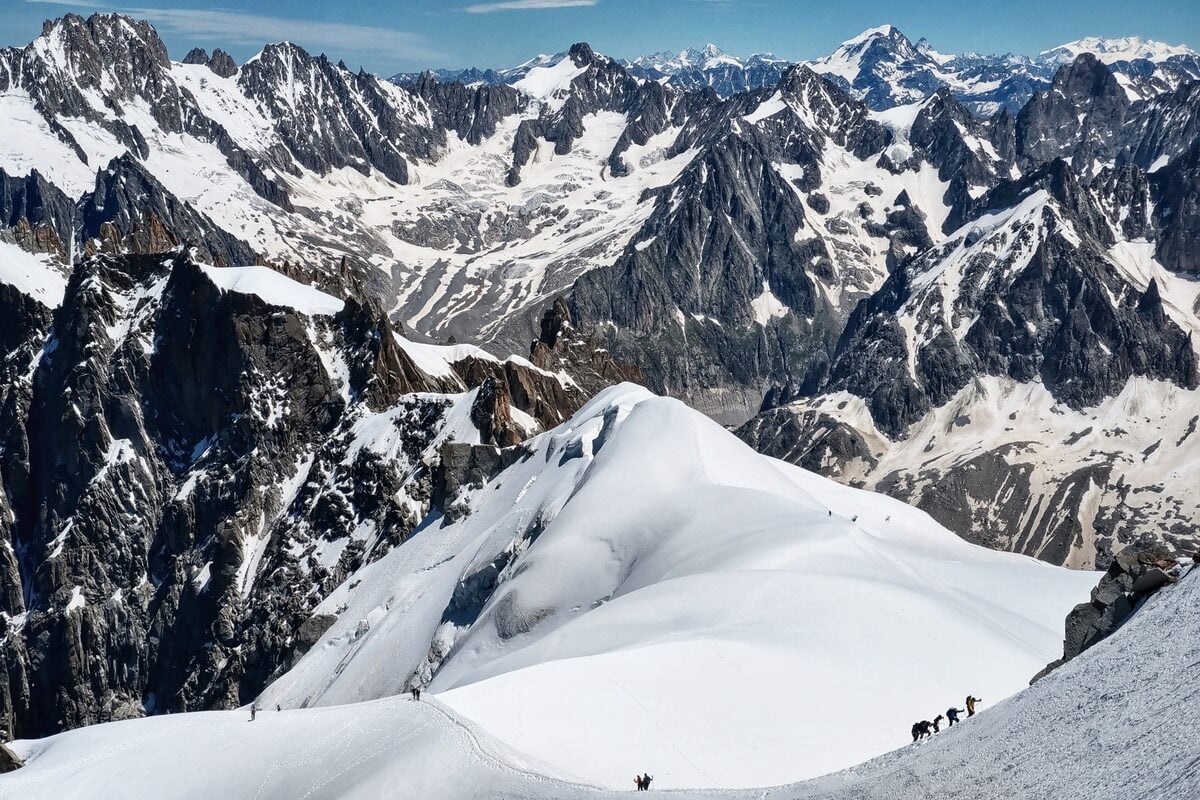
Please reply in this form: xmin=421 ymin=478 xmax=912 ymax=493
xmin=0 ymin=247 xmax=588 ymax=739
xmin=1 ymin=15 xmax=1198 ymax=591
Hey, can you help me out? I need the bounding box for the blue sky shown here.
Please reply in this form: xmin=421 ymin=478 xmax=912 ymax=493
xmin=2 ymin=0 xmax=1198 ymax=75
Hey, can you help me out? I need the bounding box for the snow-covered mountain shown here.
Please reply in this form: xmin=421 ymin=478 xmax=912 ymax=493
xmin=254 ymin=384 xmax=1095 ymax=788
xmin=737 ymin=60 xmax=1200 ymax=567
xmin=392 ymin=51 xmax=567 ymax=88
xmin=807 ymin=25 xmax=1200 ymax=115
xmin=3 ymin=441 xmax=1195 ymax=797
xmin=396 ymin=29 xmax=1200 ymax=114
xmin=2 ymin=13 xmax=1197 ymax=557
xmin=2 ymin=11 xmax=1200 ymax=757
xmin=1040 ymin=36 xmax=1198 ymax=65
xmin=3 ymin=382 xmax=1098 ymax=791
xmin=392 ymin=44 xmax=791 ymax=99
xmin=0 ymin=234 xmax=617 ymax=739
xmin=623 ymin=44 xmax=791 ymax=96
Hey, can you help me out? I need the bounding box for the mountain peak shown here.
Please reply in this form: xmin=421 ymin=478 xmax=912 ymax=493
xmin=34 ymin=12 xmax=169 ymax=69
xmin=182 ymin=47 xmax=209 ymax=65
xmin=247 ymin=40 xmax=315 ymax=67
xmin=821 ymin=24 xmax=923 ymax=70
xmin=683 ymin=42 xmax=724 ymax=60
xmin=679 ymin=42 xmax=738 ymax=69
xmin=1051 ymin=50 xmax=1125 ymax=91
xmin=841 ymin=24 xmax=907 ymax=48
xmin=1039 ymin=36 xmax=1199 ymax=65
xmin=620 ymin=43 xmax=791 ymax=97
xmin=567 ymin=41 xmax=599 ymax=65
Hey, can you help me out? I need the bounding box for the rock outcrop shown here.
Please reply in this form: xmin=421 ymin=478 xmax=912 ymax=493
xmin=1033 ymin=541 xmax=1187 ymax=681
xmin=0 ymin=742 xmax=23 ymax=773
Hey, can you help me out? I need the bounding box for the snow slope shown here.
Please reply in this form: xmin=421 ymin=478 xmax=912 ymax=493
xmin=5 ymin=492 xmax=1194 ymax=800
xmin=199 ymin=264 xmax=345 ymax=316
xmin=785 ymin=563 xmax=1200 ymax=800
xmin=0 ymin=240 xmax=67 ymax=308
xmin=0 ymin=697 xmax=593 ymax=800
xmin=251 ymin=384 xmax=1093 ymax=789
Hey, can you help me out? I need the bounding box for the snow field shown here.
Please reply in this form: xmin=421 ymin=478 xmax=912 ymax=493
xmin=198 ymin=264 xmax=345 ymax=316
xmin=7 ymin=569 xmax=1195 ymax=800
xmin=253 ymin=384 xmax=1094 ymax=789
xmin=0 ymin=240 xmax=67 ymax=308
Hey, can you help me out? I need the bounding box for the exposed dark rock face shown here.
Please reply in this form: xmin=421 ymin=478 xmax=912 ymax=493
xmin=4 ymin=157 xmax=259 ymax=271
xmin=206 ymin=49 xmax=237 ymax=78
xmin=410 ymin=75 xmax=526 ymax=146
xmin=816 ymin=25 xmax=949 ymax=112
xmin=182 ymin=47 xmax=237 ymax=78
xmin=79 ymin=155 xmax=257 ymax=265
xmin=823 ymin=160 xmax=1197 ymax=440
xmin=0 ymin=170 xmax=76 ymax=258
xmin=470 ymin=378 xmax=522 ymax=447
xmin=1032 ymin=541 xmax=1184 ymax=681
xmin=1015 ymin=54 xmax=1131 ymax=170
xmin=237 ymin=42 xmax=443 ymax=184
xmin=904 ymin=90 xmax=1012 ymax=232
xmin=1118 ymin=82 xmax=1200 ymax=169
xmin=1149 ymin=136 xmax=1200 ymax=273
xmin=432 ymin=441 xmax=530 ymax=522
xmin=504 ymin=43 xmax=687 ymax=187
xmin=392 ymin=67 xmax=508 ymax=87
xmin=565 ymin=67 xmax=897 ymax=421
xmin=546 ymin=52 xmax=1200 ymax=437
xmin=0 ymin=249 xmax=584 ymax=739
xmin=735 ymin=65 xmax=1200 ymax=566
xmin=456 ymin=356 xmax=581 ymax=437
xmin=529 ymin=298 xmax=644 ymax=399
xmin=737 ymin=404 xmax=878 ymax=479
xmin=0 ymin=742 xmax=22 ymax=772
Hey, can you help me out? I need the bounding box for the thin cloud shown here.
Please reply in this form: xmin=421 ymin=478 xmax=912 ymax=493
xmin=465 ymin=0 xmax=598 ymax=14
xmin=25 ymin=1 xmax=442 ymax=60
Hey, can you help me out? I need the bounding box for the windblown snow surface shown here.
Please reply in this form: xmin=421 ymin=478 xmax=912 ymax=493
xmin=2 ymin=385 xmax=1109 ymax=796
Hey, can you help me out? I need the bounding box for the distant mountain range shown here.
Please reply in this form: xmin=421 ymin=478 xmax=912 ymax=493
xmin=2 ymin=12 xmax=1200 ymax=749
xmin=393 ymin=26 xmax=1200 ymax=115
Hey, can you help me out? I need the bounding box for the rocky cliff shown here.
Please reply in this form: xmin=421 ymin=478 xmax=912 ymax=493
xmin=0 ymin=249 xmax=587 ymax=738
